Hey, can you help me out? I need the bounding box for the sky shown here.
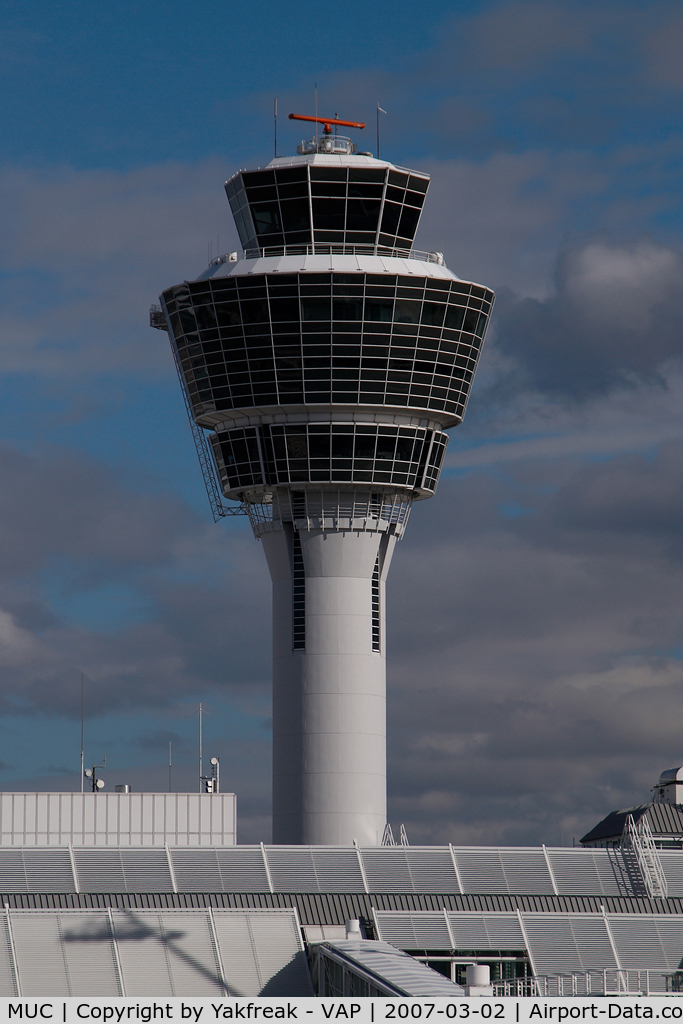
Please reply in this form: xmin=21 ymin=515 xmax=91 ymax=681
xmin=1 ymin=0 xmax=683 ymax=845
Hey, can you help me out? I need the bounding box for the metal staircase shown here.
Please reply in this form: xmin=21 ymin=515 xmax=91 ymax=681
xmin=620 ymin=813 xmax=668 ymax=899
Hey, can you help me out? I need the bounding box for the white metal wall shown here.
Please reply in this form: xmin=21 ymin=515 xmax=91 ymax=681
xmin=0 ymin=907 xmax=311 ymax=997
xmin=0 ymin=793 xmax=236 ymax=846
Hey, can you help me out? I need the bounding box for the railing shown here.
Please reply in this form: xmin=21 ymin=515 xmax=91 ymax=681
xmin=493 ymin=970 xmax=673 ymax=997
xmin=210 ymin=244 xmax=446 ymax=266
xmin=246 ymin=489 xmax=413 ymax=535
xmin=621 ymin=813 xmax=668 ymax=899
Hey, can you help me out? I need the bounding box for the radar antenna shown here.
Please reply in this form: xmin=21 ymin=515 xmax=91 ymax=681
xmin=288 ymin=113 xmax=366 ymax=134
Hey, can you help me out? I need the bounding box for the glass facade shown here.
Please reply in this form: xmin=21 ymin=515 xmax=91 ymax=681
xmin=225 ymin=165 xmax=429 ymax=251
xmin=210 ymin=423 xmax=448 ymax=497
xmin=162 ymin=273 xmax=492 ymax=423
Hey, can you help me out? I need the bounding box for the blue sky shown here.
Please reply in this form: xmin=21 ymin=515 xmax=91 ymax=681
xmin=2 ymin=0 xmax=683 ymax=844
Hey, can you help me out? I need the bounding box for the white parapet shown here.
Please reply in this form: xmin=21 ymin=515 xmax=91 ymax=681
xmin=0 ymin=792 xmax=236 ymax=846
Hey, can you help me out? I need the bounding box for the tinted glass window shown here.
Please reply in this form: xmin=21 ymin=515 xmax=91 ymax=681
xmin=333 ymin=298 xmax=363 ymax=321
xmin=310 ymin=167 xmax=347 ymax=180
xmin=394 ymin=300 xmax=421 ymax=324
xmin=280 ymin=199 xmax=310 ymax=232
xmin=365 ymin=298 xmax=394 ymax=322
xmin=408 ymin=175 xmax=429 ymax=193
xmin=380 ymin=203 xmax=401 ymax=234
xmin=398 ymin=206 xmax=420 ymax=239
xmin=346 ymin=199 xmax=381 ymax=232
xmin=348 ymin=183 xmax=384 ymax=199
xmin=348 ymin=168 xmax=386 ymax=183
xmin=388 ymin=171 xmax=409 ymax=187
xmin=243 ymin=170 xmax=275 ymax=187
xmin=301 ymin=298 xmax=331 ymax=320
xmin=252 ymin=202 xmax=281 ymax=234
xmin=275 ymin=167 xmax=308 ymax=183
xmin=312 ymin=198 xmax=346 ymax=230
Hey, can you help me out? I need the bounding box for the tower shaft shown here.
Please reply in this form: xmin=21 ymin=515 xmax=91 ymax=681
xmin=258 ymin=496 xmax=401 ymax=845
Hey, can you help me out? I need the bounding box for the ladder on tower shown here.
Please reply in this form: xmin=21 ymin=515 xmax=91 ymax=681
xmin=150 ymin=305 xmax=247 ymax=521
xmin=620 ymin=813 xmax=668 ymax=899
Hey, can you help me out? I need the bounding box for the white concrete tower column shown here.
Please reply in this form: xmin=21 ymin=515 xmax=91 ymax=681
xmin=259 ymin=511 xmax=399 ymax=846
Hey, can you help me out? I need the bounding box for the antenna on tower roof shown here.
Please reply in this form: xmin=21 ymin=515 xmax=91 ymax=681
xmin=274 ymin=97 xmax=278 ymax=158
xmin=377 ymin=103 xmax=387 ymax=160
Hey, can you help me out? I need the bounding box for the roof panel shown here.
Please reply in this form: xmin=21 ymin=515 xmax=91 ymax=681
xmin=361 ymin=849 xmax=415 ymax=893
xmin=455 ymin=849 xmax=508 ymax=893
xmin=660 ymin=853 xmax=683 ymax=897
xmin=151 ymin=913 xmax=224 ymax=996
xmin=500 ymin=849 xmax=554 ymax=894
xmin=22 ymin=849 xmax=74 ymax=893
xmin=73 ymin=849 xmax=125 ymax=893
xmin=0 ymin=851 xmax=27 ymax=893
xmin=11 ymin=912 xmax=71 ymax=995
xmin=266 ymin=848 xmax=320 ymax=893
xmin=404 ymin=849 xmax=460 ymax=894
xmin=311 ymin=848 xmax=366 ymax=892
xmin=217 ymin=848 xmax=270 ymax=893
xmin=171 ymin=849 xmax=223 ymax=892
xmin=374 ymin=911 xmax=451 ymax=949
xmin=119 ymin=849 xmax=173 ymax=893
xmin=112 ymin=911 xmax=175 ymax=996
xmin=56 ymin=911 xmax=121 ymax=996
xmin=608 ymin=916 xmax=667 ymax=970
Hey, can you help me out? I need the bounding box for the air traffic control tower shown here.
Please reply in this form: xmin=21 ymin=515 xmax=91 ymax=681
xmin=155 ymin=115 xmax=494 ymax=846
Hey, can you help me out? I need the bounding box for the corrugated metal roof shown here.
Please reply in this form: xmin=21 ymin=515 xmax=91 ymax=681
xmin=374 ymin=910 xmax=683 ymax=976
xmin=320 ymin=940 xmax=465 ymax=997
xmin=0 ymin=907 xmax=312 ymax=997
xmin=581 ymin=803 xmax=683 ymax=844
xmin=1 ymin=844 xmax=683 ymax=901
xmin=2 ymin=890 xmax=683 ymax=923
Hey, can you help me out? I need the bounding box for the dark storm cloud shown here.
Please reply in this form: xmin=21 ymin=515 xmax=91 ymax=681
xmin=547 ymin=439 xmax=683 ymax=539
xmin=488 ymin=240 xmax=683 ymax=398
xmin=133 ymin=729 xmax=185 ymax=752
xmin=384 ymin=442 xmax=683 ymax=846
xmin=0 ymin=439 xmax=269 ymax=719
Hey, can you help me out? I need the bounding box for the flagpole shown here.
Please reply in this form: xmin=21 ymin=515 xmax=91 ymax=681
xmin=376 ymin=104 xmax=387 ymax=159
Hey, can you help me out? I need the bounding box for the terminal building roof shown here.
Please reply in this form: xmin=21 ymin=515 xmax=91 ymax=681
xmin=0 ymin=843 xmax=682 ymax=900
xmin=580 ymin=802 xmax=683 ymax=848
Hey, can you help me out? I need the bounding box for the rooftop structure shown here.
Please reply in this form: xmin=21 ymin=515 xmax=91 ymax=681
xmin=582 ymin=766 xmax=683 ymax=850
xmin=154 ymin=119 xmax=494 ymax=846
xmin=0 ymin=791 xmax=236 ymax=846
xmin=0 ymin=844 xmax=682 ymax=995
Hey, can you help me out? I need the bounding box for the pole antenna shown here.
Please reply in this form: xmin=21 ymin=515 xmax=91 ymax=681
xmin=168 ymin=741 xmax=172 ymax=793
xmin=80 ymin=673 xmax=84 ymax=794
xmin=199 ymin=702 xmax=203 ymax=793
xmin=274 ymin=98 xmax=278 ymax=158
xmin=314 ymin=83 xmax=318 ymax=145
xmin=376 ymin=103 xmax=387 ymax=159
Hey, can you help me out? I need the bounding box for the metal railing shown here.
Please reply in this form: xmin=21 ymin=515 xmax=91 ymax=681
xmin=214 ymin=244 xmax=446 ymax=265
xmin=246 ymin=489 xmax=413 ymax=536
xmin=621 ymin=813 xmax=669 ymax=899
xmin=494 ymin=970 xmax=674 ymax=997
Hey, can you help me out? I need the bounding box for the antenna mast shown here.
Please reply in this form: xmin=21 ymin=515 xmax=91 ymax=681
xmin=80 ymin=673 xmax=84 ymax=794
xmin=274 ymin=98 xmax=278 ymax=158
xmin=198 ymin=702 xmax=203 ymax=793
